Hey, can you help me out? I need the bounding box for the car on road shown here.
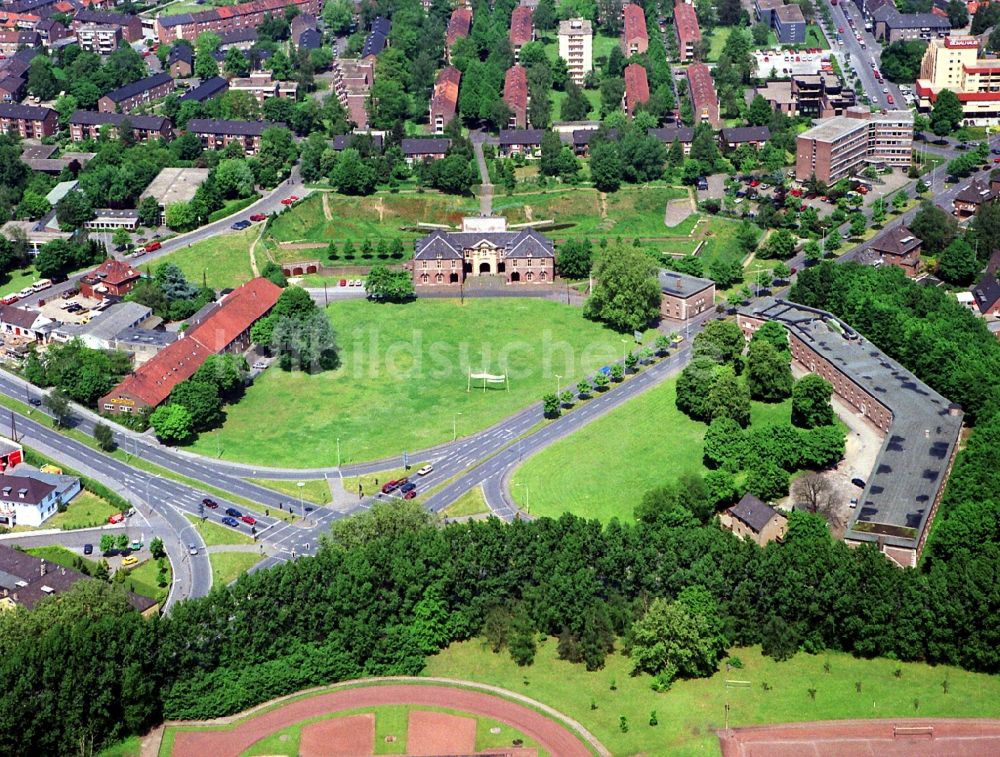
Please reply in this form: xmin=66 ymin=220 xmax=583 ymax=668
xmin=280 ymin=195 xmax=300 ymax=205
xmin=121 ymin=555 xmax=139 ymax=567
xmin=225 ymin=507 xmax=242 ymax=518
xmin=886 ymin=94 xmax=893 ymax=105
xmin=838 ymin=26 xmax=844 ymax=32
xmin=221 ymin=516 xmax=240 ymax=527
xmin=250 ymin=213 xmax=267 ymax=222
xmin=28 ymin=397 xmax=41 ymax=406
xmin=0 ymin=295 xmax=18 ymax=305
xmin=83 ymin=543 xmax=93 ymax=555
xmin=851 ymin=477 xmax=867 ymax=488
xmin=188 ymin=544 xmax=199 ymax=555
xmin=130 ymin=539 xmax=143 ymax=551
xmin=955 ymin=143 xmax=968 ymax=150
xmin=417 ymin=464 xmax=433 ymax=476
xmin=993 ymin=157 xmax=1000 ymax=163
xmin=403 ymin=489 xmax=417 ymax=499
xmin=253 ymin=360 xmax=267 ymax=370
xmin=399 ymin=482 xmax=416 ymax=494
xmin=241 ymin=514 xmax=256 ymax=525
xmin=202 ymin=498 xmax=218 ymax=509
xmin=992 ymin=148 xmax=1000 ymax=155
xmin=381 ymin=480 xmax=401 ymax=494
xmin=230 ymin=220 xmax=251 ymax=231
xmin=849 ymin=497 xmax=859 ymax=509
xmin=108 ymin=513 xmax=125 ymax=524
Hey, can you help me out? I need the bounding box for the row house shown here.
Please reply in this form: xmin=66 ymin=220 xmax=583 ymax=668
xmin=401 ymin=137 xmax=450 ymax=165
xmin=621 ymin=3 xmax=648 ymax=56
xmin=503 ymin=64 xmax=529 ymax=129
xmin=498 ymin=128 xmax=545 ymax=157
xmin=72 ymin=9 xmax=143 ymax=42
xmin=623 ymin=63 xmax=649 ymax=118
xmin=155 ymin=0 xmax=319 ymax=43
xmin=429 ymin=66 xmax=460 ymax=134
xmin=509 ymin=6 xmax=534 ymax=62
xmin=0 ymin=103 xmax=58 ymax=139
xmin=98 ymin=72 xmax=174 ymax=114
xmin=185 ymin=118 xmax=279 ymax=155
xmin=445 ymin=6 xmax=472 ymax=63
xmin=69 ymin=110 xmax=173 ymax=142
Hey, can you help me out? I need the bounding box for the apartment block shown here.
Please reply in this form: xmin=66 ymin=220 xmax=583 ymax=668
xmin=155 ymin=0 xmax=319 ymax=43
xmin=503 ymin=64 xmax=529 ymax=129
xmin=623 ymin=63 xmax=649 ymax=117
xmin=675 ymin=1 xmax=701 ymax=62
xmin=0 ymin=103 xmax=57 ymax=139
xmin=795 ymin=107 xmax=913 ymax=183
xmin=445 ymin=6 xmax=472 ymax=63
xmin=429 ymin=66 xmax=460 ymax=134
xmin=228 ymin=71 xmax=298 ymax=104
xmin=510 ymin=6 xmax=534 ymax=62
xmin=559 ymin=18 xmax=592 ymax=85
xmin=687 ymin=62 xmax=720 ymax=128
xmin=917 ymin=36 xmax=1000 ymax=126
xmin=185 ymin=118 xmax=280 ymax=155
xmin=621 ymin=3 xmax=648 ymax=56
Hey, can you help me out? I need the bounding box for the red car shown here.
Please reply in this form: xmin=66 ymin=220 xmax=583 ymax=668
xmin=108 ymin=513 xmax=125 ymax=524
xmin=250 ymin=213 xmax=266 ymax=222
xmin=886 ymin=95 xmax=893 ymax=105
xmin=381 ymin=477 xmax=409 ymax=494
xmin=750 ymin=179 xmax=760 ymax=187
xmin=0 ymin=295 xmax=18 ymax=305
xmin=202 ymin=498 xmax=219 ymax=509
xmin=280 ymin=198 xmax=293 ymax=205
xmin=993 ymin=157 xmax=1000 ymax=163
xmin=403 ymin=489 xmax=417 ymax=500
xmin=241 ymin=514 xmax=256 ymax=525
xmin=838 ymin=26 xmax=844 ymax=33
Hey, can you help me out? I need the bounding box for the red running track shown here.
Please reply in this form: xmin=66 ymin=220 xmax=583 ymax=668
xmin=170 ymin=684 xmax=593 ymax=757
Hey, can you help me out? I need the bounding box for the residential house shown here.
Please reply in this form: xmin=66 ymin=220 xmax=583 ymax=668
xmin=621 ymin=3 xmax=648 ymax=56
xmin=509 ymin=6 xmax=534 ymax=62
xmin=228 ymin=71 xmax=297 ymax=104
xmin=0 ymin=475 xmax=59 ymax=528
xmin=972 ymin=271 xmax=1000 ymax=317
xmin=0 ymin=75 xmax=26 ymax=104
xmin=623 ymin=63 xmax=649 ymax=117
xmin=0 ymin=306 xmax=54 ymax=342
xmin=79 ymin=259 xmax=141 ymax=301
xmin=156 ymin=0 xmax=319 ymax=43
xmin=498 ymin=128 xmax=545 ymax=157
xmin=429 ymin=66 xmax=461 ymax=134
xmin=658 ymin=269 xmax=715 ymax=321
xmin=185 ymin=118 xmax=279 ymax=155
xmin=74 ymin=23 xmax=122 ymax=53
xmin=167 ymin=43 xmax=194 ymax=77
xmin=100 ymin=277 xmax=282 ymax=415
xmin=872 ymin=7 xmax=949 ymax=43
xmin=953 ymin=178 xmax=997 ymax=217
xmin=72 ymin=9 xmax=143 ymax=42
xmin=687 ymin=62 xmax=720 ymax=128
xmin=401 ymin=138 xmax=451 ymax=165
xmin=720 ymin=125 xmax=771 ymax=151
xmin=721 ymin=493 xmax=788 ymax=546
xmin=69 ymin=111 xmax=173 ymax=142
xmin=330 ymin=58 xmax=374 ymax=130
xmin=675 ymin=0 xmax=701 ymax=62
xmin=362 ymin=16 xmax=390 ymax=58
xmin=648 ymin=124 xmax=695 ymax=154
xmin=98 ymin=73 xmax=174 ymax=114
xmin=571 ymin=126 xmax=618 ymax=155
xmin=0 ymin=104 xmax=58 ymax=139
xmin=503 ymin=64 xmax=529 ymax=129
xmin=331 ymin=133 xmax=384 ymax=152
xmin=445 ymin=6 xmax=472 ymax=63
xmin=869 ymin=225 xmax=922 ymax=276
xmin=177 ymin=76 xmax=228 ymax=103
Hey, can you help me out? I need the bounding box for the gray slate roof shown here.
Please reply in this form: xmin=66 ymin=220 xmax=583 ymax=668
xmin=648 ymin=125 xmax=694 ymax=143
xmin=740 ymin=298 xmax=963 ymax=549
xmin=178 ymin=76 xmax=228 ymax=103
xmin=0 ymin=103 xmax=53 ymax=121
xmin=499 ymin=128 xmax=546 ymax=146
xmin=414 ymin=228 xmax=554 ymax=260
xmin=729 ymin=493 xmax=782 ymax=533
xmin=401 ymin=138 xmax=451 ymax=155
xmin=69 ymin=110 xmax=169 ymax=131
xmin=721 ymin=125 xmax=771 ymax=143
xmin=972 ymin=272 xmax=1000 ymax=312
xmin=869 ymin=225 xmax=921 ymax=256
xmin=102 ymin=73 xmax=172 ymax=104
xmin=658 ymin=269 xmax=714 ymax=297
xmin=186 ymin=118 xmax=280 ymax=136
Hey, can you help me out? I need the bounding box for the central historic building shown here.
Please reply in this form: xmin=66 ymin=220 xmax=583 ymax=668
xmin=410 ymin=217 xmax=555 ymax=286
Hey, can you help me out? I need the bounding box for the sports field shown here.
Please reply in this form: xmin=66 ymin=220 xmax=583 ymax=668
xmin=510 ymin=375 xmax=792 ymax=521
xmin=189 ymin=298 xmax=656 ymax=466
xmin=424 ymin=638 xmax=1000 ymax=757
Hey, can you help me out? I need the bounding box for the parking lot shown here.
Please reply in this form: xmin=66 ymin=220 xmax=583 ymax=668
xmin=38 ymin=290 xmax=107 ymax=325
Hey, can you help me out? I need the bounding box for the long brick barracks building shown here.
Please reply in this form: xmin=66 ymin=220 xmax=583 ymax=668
xmin=155 ymin=0 xmax=319 ymax=43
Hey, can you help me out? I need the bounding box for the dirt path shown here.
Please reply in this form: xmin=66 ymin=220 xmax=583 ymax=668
xmin=376 ymin=196 xmax=384 ymax=222
xmin=322 ymin=192 xmax=332 ymax=221
xmin=248 ymin=226 xmax=265 ymax=275
xmin=167 ymin=681 xmax=601 ymax=757
xmin=598 ymin=192 xmax=607 ymax=218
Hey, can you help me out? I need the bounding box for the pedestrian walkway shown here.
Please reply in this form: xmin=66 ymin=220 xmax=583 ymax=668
xmin=473 ymin=140 xmax=493 ymax=216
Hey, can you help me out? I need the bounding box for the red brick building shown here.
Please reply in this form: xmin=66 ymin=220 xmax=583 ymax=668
xmin=621 ymin=3 xmax=648 ymax=56
xmin=503 ymin=64 xmax=529 ymax=129
xmin=0 ymin=104 xmax=57 ymax=139
xmin=72 ymin=9 xmax=143 ymax=43
xmin=69 ymin=111 xmax=173 ymax=142
xmin=429 ymin=67 xmax=461 ymax=135
xmin=79 ymin=259 xmax=141 ymax=301
xmin=98 ymin=73 xmax=174 ymax=114
xmin=509 ymin=6 xmax=534 ymax=62
xmin=674 ymin=1 xmax=701 ymax=62
xmin=155 ymin=0 xmax=319 ymax=43
xmin=410 ymin=217 xmax=554 ymax=286
xmin=184 ymin=118 xmax=280 ymax=155
xmin=687 ymin=62 xmax=720 ymax=128
xmin=658 ymin=269 xmax=715 ymax=321
xmin=869 ymin=225 xmax=921 ymax=277
xmin=100 ymin=278 xmax=281 ymax=415
xmin=623 ymin=63 xmax=650 ymax=117
xmin=445 ymin=6 xmax=472 ymax=63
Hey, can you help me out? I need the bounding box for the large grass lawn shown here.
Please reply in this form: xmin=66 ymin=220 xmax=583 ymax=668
xmin=45 ymin=491 xmax=120 ymax=530
xmin=510 ymin=377 xmax=793 ymax=522
xmin=425 ymin=638 xmax=1000 ymax=756
xmin=248 ymin=478 xmax=331 ymax=505
xmin=123 ymin=557 xmax=170 ymax=604
xmin=184 ymin=513 xmax=253 ymax=546
xmin=151 ymin=229 xmax=255 ymax=291
xmin=189 ymin=298 xmax=657 ymax=466
xmin=209 ymin=551 xmax=262 ymax=587
xmin=0 ymin=266 xmax=39 ymax=298
xmin=699 ymin=216 xmax=758 ymax=270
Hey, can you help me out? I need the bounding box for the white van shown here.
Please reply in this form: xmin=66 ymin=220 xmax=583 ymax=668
xmin=32 ymin=279 xmax=52 ymax=292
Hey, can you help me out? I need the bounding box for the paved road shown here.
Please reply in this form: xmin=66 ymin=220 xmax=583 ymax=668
xmin=823 ymin=0 xmax=903 ymax=110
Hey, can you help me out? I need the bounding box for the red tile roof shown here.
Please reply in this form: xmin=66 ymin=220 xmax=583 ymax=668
xmin=86 ymin=258 xmax=140 ymax=287
xmin=509 ymin=5 xmax=533 ymax=46
xmin=687 ymin=62 xmax=720 ymax=126
xmin=446 ymin=6 xmax=472 ymax=48
xmin=503 ymin=64 xmax=529 ymax=119
xmin=622 ymin=4 xmax=648 ymax=46
xmin=430 ymin=66 xmax=461 ymax=124
xmin=103 ymin=277 xmax=281 ymax=409
xmin=624 ymin=63 xmax=650 ymax=116
xmin=674 ymin=1 xmax=701 ymax=47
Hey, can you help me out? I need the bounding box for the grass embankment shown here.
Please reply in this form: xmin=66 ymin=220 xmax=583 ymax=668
xmin=26 ymin=544 xmax=98 ymax=573
xmin=248 ymin=478 xmax=331 ymax=505
xmin=510 ymin=376 xmax=793 ymax=521
xmin=188 ymin=298 xmax=657 ymax=466
xmin=442 ymin=486 xmax=491 ymax=519
xmin=150 ymin=229 xmax=256 ymax=290
xmin=208 ymin=551 xmax=262 ymax=587
xmin=424 ymin=637 xmax=1000 ymax=756
xmin=184 ymin=513 xmax=253 ymax=546
xmin=44 ymin=491 xmax=120 ymax=530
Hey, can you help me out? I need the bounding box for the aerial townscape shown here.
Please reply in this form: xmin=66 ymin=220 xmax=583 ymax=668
xmin=2 ymin=0 xmax=1000 ymax=752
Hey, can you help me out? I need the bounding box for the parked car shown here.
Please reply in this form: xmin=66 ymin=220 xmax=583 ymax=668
xmin=83 ymin=543 xmax=93 ymax=555
xmin=851 ymin=477 xmax=866 ymax=488
xmin=225 ymin=507 xmax=242 ymax=518
xmin=417 ymin=464 xmax=433 ymax=476
xmin=399 ymin=482 xmax=416 ymax=494
xmin=403 ymin=489 xmax=417 ymax=500
xmin=849 ymin=497 xmax=859 ymax=509
xmin=143 ymin=241 xmax=161 ymax=253
xmin=130 ymin=539 xmax=143 ymax=551
xmin=0 ymin=295 xmax=18 ymax=305
xmin=253 ymin=360 xmax=267 ymax=370
xmin=18 ymin=287 xmax=34 ymax=298
xmin=992 ymin=148 xmax=1000 ymax=155
xmin=121 ymin=555 xmax=139 ymax=567
xmin=202 ymin=498 xmax=218 ymax=509
xmin=241 ymin=514 xmax=256 ymax=525
xmin=108 ymin=513 xmax=125 ymax=524
xmin=250 ymin=213 xmax=267 ymax=222
xmin=886 ymin=95 xmax=893 ymax=105
xmin=231 ymin=220 xmax=251 ymax=230
xmin=221 ymin=516 xmax=240 ymax=527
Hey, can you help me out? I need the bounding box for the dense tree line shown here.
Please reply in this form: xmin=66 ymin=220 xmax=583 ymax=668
xmin=23 ymin=338 xmax=131 ymax=407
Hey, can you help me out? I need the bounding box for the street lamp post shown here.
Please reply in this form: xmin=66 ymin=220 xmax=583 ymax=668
xmin=555 ymin=374 xmax=561 ymax=398
xmin=297 ymin=481 xmax=305 ymax=521
xmin=515 ymin=482 xmax=529 ymax=513
xmin=620 ymin=338 xmax=628 ymax=366
xmin=336 ymin=437 xmax=341 ymax=468
xmin=453 ymin=412 xmax=462 ymax=441
xmin=144 ymin=473 xmax=160 ymax=511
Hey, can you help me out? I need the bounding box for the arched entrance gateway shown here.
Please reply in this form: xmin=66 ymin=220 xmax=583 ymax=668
xmin=478 ymin=261 xmax=492 ymax=274
xmin=510 ymin=271 xmax=520 ymax=282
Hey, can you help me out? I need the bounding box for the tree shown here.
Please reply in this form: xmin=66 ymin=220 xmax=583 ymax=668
xmin=909 ymin=201 xmax=958 ymax=254
xmin=150 ymin=537 xmax=166 ymax=560
xmin=763 ymin=228 xmax=796 ymax=259
xmin=752 ymin=21 xmax=770 ymax=45
xmin=543 ymin=393 xmax=561 ymax=418
xmin=556 ymin=239 xmax=592 ymax=279
xmin=111 ymin=227 xmax=132 ymax=251
xmin=931 ymin=89 xmax=963 ymax=136
xmin=561 ymin=80 xmax=591 ymax=121
xmin=584 ymin=244 xmax=661 ymax=332
xmin=99 ymin=534 xmax=115 ymax=555
xmin=195 ymin=32 xmax=221 ymax=80
xmin=224 ymin=47 xmax=250 ymax=78
xmin=534 ymin=0 xmax=557 ymax=30
xmin=331 ymin=148 xmax=377 ymax=195
xmin=746 ymin=459 xmax=789 ymax=500
xmin=271 ymin=311 xmax=339 ymax=373
xmin=94 ymin=422 xmax=116 ymax=452
xmin=747 ymin=95 xmax=772 ymax=127
xmin=214 ymin=159 xmax=255 ymax=199
xmin=138 ymin=196 xmax=161 ymax=228
xmin=692 ymin=320 xmax=745 ymax=366
xmin=947 ymin=0 xmax=968 ymax=27
xmin=27 ymin=57 xmax=59 ymax=100
xmin=44 ymin=388 xmax=71 ymax=428
xmin=149 ymin=404 xmax=194 ymax=444
xmin=629 ymin=596 xmax=726 ymax=685
xmin=747 ymin=338 xmax=793 ymax=402
xmin=589 ymin=140 xmax=622 ymax=192
xmin=879 ymin=40 xmax=928 ymax=83
xmin=848 ymin=212 xmax=866 ymax=239
xmin=55 ymin=192 xmax=93 ymax=230
xmin=703 ymin=417 xmax=747 ymax=471
xmin=791 ymin=471 xmax=835 ymax=514
xmin=706 ymin=366 xmax=751 ymax=427
xmin=165 ymin=202 xmax=197 ymax=232
xmin=169 ymin=380 xmax=223 ymax=432
xmin=365 ymin=264 xmax=415 ymax=302
xmin=937 ymin=237 xmax=979 ymax=285
xmin=791 ymin=374 xmax=835 ymax=428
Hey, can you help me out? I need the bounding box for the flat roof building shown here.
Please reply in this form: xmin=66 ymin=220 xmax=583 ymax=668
xmin=559 ymin=18 xmax=593 ymax=85
xmin=795 ymin=107 xmax=913 ymax=183
xmin=138 ymin=167 xmax=210 ymax=223
xmin=917 ymin=36 xmax=1000 ymax=126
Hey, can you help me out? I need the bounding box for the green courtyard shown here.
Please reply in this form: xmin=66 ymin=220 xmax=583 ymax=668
xmin=189 ymin=298 xmax=656 ymax=466
xmin=509 ymin=375 xmax=793 ymax=522
xmin=424 ymin=638 xmax=1000 ymax=756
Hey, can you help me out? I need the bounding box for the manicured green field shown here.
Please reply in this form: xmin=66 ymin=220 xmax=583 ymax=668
xmin=152 ymin=229 xmax=255 ymax=290
xmin=123 ymin=556 xmax=170 ymax=604
xmin=550 ymin=87 xmax=601 ymax=121
xmin=0 ymin=266 xmax=39 ymax=297
xmin=189 ymin=298 xmax=656 ymax=466
xmin=510 ymin=377 xmax=793 ymax=522
xmin=96 ymin=735 xmax=141 ymax=757
xmin=698 ymin=216 xmax=758 ymax=270
xmin=442 ymin=485 xmax=490 ymax=519
xmin=45 ymin=491 xmax=120 ymax=530
xmin=184 ymin=513 xmax=254 ymax=546
xmin=248 ymin=478 xmax=331 ymax=505
xmin=266 ymin=192 xmax=477 ymax=246
xmin=208 ymin=551 xmax=261 ymax=587
xmin=708 ymin=26 xmax=734 ymax=62
xmin=425 ymin=637 xmax=1000 ymax=757
xmin=26 ymin=544 xmax=98 ymax=573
